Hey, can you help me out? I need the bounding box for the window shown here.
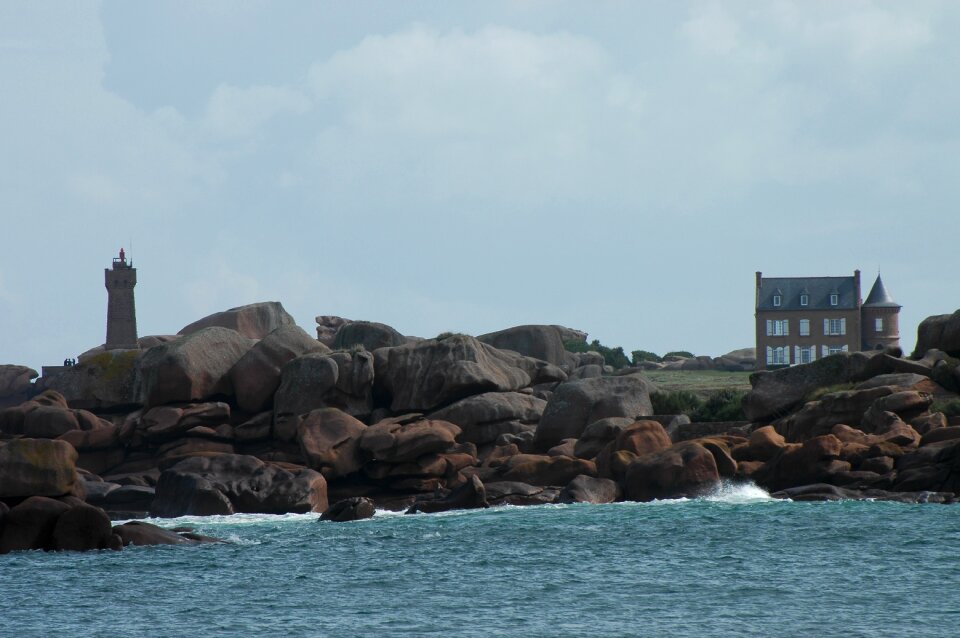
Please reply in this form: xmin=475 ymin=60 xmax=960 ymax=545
xmin=824 ymin=318 xmax=846 ymax=336
xmin=773 ymin=295 xmax=781 ymax=307
xmin=875 ymin=317 xmax=883 ymax=332
xmin=767 ymin=346 xmax=789 ymax=365
xmin=799 ymin=346 xmax=814 ymax=364
xmin=799 ymin=319 xmax=810 ymax=336
xmin=766 ymin=319 xmax=789 ymax=336
xmin=830 ymin=293 xmax=839 ymax=306
xmin=800 ymin=294 xmax=808 ymax=306
xmin=828 ymin=345 xmax=846 ymax=355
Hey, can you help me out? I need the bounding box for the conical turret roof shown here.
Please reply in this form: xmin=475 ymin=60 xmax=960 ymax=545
xmin=863 ymin=274 xmax=900 ymax=308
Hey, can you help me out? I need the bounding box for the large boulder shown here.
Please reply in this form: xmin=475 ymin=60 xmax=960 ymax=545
xmin=136 ymin=327 xmax=255 ymax=407
xmin=558 ymin=475 xmax=620 ymax=504
xmin=0 ymin=496 xmax=71 ymax=553
xmin=151 ymin=454 xmax=328 ymax=517
xmin=359 ymin=419 xmax=461 ymax=464
xmin=0 ymin=438 xmax=81 ymax=498
xmin=229 ymin=325 xmax=329 ymax=413
xmin=754 ymin=435 xmax=849 ymax=492
xmin=373 ymin=334 xmax=535 ymax=412
xmin=315 ymin=316 xmax=352 ymax=346
xmin=274 ymin=351 xmax=375 ymax=434
xmin=35 ymin=350 xmax=141 ymax=410
xmin=296 ymin=408 xmax=367 ymax=479
xmin=427 ymin=392 xmax=546 ymax=446
xmin=407 ymin=475 xmax=489 ymax=514
xmin=0 ymin=365 xmax=37 ymax=408
xmin=622 ymin=441 xmax=720 ymax=501
xmin=51 ymin=503 xmax=116 ymax=551
xmin=499 ymin=454 xmax=597 ymax=486
xmin=178 ymin=301 xmax=296 ymax=340
xmin=137 ymin=402 xmax=231 ymax=442
xmin=913 ymin=310 xmax=960 ymax=358
xmin=321 ymin=497 xmax=376 ymax=522
xmin=113 ymin=520 xmax=217 ymax=546
xmin=477 ymin=325 xmax=569 ymax=367
xmin=332 ymin=321 xmax=406 ymax=351
xmin=743 ymin=351 xmax=889 ymax=423
xmin=534 ymin=375 xmax=655 ymax=450
xmin=775 ymin=386 xmax=895 ymax=442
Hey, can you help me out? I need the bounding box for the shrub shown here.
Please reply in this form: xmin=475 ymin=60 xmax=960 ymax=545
xmin=651 ymin=389 xmax=747 ymax=422
xmin=564 ymin=339 xmax=630 ymax=370
xmin=651 ymin=390 xmax=701 ymax=416
xmin=806 ymin=382 xmax=857 ymax=402
xmin=932 ymin=398 xmax=960 ymax=417
xmin=664 ymin=351 xmax=695 ymax=359
xmin=631 ymin=350 xmax=662 ymax=364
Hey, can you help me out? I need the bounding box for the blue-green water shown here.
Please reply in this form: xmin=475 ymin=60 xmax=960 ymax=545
xmin=3 ymin=484 xmax=960 ymax=637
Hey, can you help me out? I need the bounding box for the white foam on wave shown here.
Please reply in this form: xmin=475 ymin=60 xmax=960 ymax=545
xmin=702 ymin=481 xmax=774 ymax=504
xmin=132 ymin=512 xmax=320 ymax=528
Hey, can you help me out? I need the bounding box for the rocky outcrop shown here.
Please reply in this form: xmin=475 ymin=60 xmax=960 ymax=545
xmin=743 ymin=351 xmax=889 ymax=423
xmin=0 ymin=438 xmax=82 ymax=499
xmin=178 ymin=301 xmax=296 ymax=340
xmin=913 ymin=310 xmax=960 ymax=358
xmin=498 ymin=454 xmax=597 ymax=486
xmin=297 ymin=408 xmax=367 ymax=479
xmin=558 ymin=475 xmax=620 ymax=504
xmin=622 ymin=441 xmax=720 ymax=501
xmin=229 ymin=325 xmax=329 ymax=413
xmin=274 ymin=351 xmax=375 ymax=432
xmin=407 ymin=475 xmax=488 ymax=514
xmin=0 ymin=365 xmax=38 ymax=408
xmin=428 ymin=392 xmax=546 ymax=446
xmin=477 ymin=324 xmax=569 ymax=367
xmin=373 ymin=335 xmax=537 ymax=412
xmin=332 ymin=321 xmax=406 ymax=351
xmin=534 ymin=375 xmax=655 ymax=449
xmin=150 ymin=454 xmax=328 ymax=517
xmin=320 ymin=497 xmax=376 ymax=522
xmin=136 ymin=327 xmax=255 ymax=407
xmin=36 ymin=350 xmax=141 ymax=410
xmin=315 ymin=316 xmax=352 ymax=346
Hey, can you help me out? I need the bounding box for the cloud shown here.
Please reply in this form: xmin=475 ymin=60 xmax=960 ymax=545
xmin=202 ymin=84 xmax=311 ymax=139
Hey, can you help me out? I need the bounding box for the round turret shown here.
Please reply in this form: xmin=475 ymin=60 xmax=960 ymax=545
xmin=861 ymin=274 xmax=900 ymax=351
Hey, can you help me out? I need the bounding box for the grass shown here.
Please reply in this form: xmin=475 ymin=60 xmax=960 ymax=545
xmin=639 ymin=369 xmax=753 ymax=400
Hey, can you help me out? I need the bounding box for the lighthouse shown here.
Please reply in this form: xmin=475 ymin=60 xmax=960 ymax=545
xmin=105 ymin=248 xmax=138 ymax=350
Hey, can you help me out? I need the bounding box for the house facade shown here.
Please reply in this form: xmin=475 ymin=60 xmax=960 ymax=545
xmin=755 ymin=270 xmax=901 ymax=369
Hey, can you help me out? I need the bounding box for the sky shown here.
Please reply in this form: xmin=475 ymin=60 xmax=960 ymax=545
xmin=2 ymin=1 xmax=959 ymax=372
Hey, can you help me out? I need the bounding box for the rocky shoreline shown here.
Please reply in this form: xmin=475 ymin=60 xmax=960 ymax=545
xmin=3 ymin=302 xmax=960 ymax=552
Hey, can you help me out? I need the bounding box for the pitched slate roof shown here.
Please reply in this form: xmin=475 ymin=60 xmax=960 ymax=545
xmin=863 ymin=274 xmax=900 ymax=308
xmin=756 ymin=275 xmax=857 ymax=311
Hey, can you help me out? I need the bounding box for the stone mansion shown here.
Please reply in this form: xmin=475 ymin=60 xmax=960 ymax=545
xmin=755 ymin=270 xmax=901 ymax=370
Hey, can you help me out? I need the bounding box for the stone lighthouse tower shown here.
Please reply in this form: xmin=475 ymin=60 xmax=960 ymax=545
xmin=105 ymin=248 xmax=138 ymax=350
xmin=861 ymin=273 xmax=901 ymax=351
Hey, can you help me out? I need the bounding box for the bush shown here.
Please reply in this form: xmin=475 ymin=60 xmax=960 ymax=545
xmin=631 ymin=350 xmax=662 ymax=364
xmin=564 ymin=339 xmax=630 ymax=370
xmin=664 ymin=351 xmax=695 ymax=359
xmin=932 ymin=398 xmax=960 ymax=417
xmin=651 ymin=389 xmax=747 ymax=422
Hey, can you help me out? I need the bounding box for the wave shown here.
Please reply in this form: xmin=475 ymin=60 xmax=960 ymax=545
xmin=701 ymin=481 xmax=774 ymax=504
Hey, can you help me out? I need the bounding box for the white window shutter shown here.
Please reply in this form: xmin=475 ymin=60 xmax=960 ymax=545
xmin=842 ymin=345 xmax=849 ymax=352
xmin=822 ymin=345 xmax=828 ymax=357
xmin=784 ymin=319 xmax=789 ymax=336
xmin=840 ymin=318 xmax=846 ymax=335
xmin=766 ymin=346 xmax=773 ymax=365
xmin=794 ymin=346 xmax=800 ymax=364
xmin=766 ymin=319 xmax=772 ymax=336
xmin=810 ymin=346 xmax=816 ymax=361
xmin=783 ymin=347 xmax=790 ymax=364
xmin=824 ymin=318 xmax=830 ymax=335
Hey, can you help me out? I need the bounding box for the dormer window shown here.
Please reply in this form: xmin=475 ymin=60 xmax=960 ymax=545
xmin=800 ymin=294 xmax=808 ymax=306
xmin=773 ymin=295 xmax=781 ymax=307
xmin=830 ymin=293 xmax=839 ymax=306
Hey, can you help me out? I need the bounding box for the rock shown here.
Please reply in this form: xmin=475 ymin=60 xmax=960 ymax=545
xmin=0 ymin=496 xmax=71 ymax=553
xmin=359 ymin=419 xmax=460 ymax=464
xmin=744 ymin=351 xmax=888 ymax=423
xmin=920 ymin=426 xmax=960 ymax=447
xmin=321 ymin=497 xmax=376 ymax=522
xmin=754 ymin=435 xmax=850 ymax=492
xmin=407 ymin=475 xmax=488 ymax=514
xmin=912 ymin=412 xmax=947 ymax=436
xmin=229 ymin=325 xmax=329 ymax=413
xmin=332 ymin=321 xmax=406 ymax=351
xmin=21 ymin=405 xmax=81 ymax=438
xmin=913 ymin=310 xmax=960 ymax=358
xmin=427 ymin=392 xmax=546 ymax=446
xmin=0 ymin=438 xmax=81 ymax=498
xmin=59 ymin=421 xmax=126 ymax=451
xmin=860 ymin=456 xmax=895 ymax=474
xmin=477 ymin=324 xmax=569 ymax=367
xmin=484 ymin=481 xmax=559 ymax=506
xmin=499 ymin=454 xmax=597 ymax=486
xmin=572 ymin=417 xmax=635 ymax=459
xmin=558 ymin=475 xmax=620 ymax=504
xmin=622 ymin=441 xmax=720 ymax=502
xmin=112 ymin=521 xmax=212 ymax=546
xmin=35 ymin=350 xmax=141 ymax=410
xmin=770 ymin=483 xmax=859 ymax=501
xmin=51 ymin=503 xmax=115 ymax=551
xmin=151 ymin=454 xmax=328 ymax=517
xmin=178 ymin=301 xmax=296 ymax=340
xmin=136 ymin=327 xmax=255 ymax=407
xmin=732 ymin=425 xmax=786 ymax=462
xmin=775 ymin=386 xmax=895 ymax=442
xmin=274 ymin=351 xmax=375 ymax=432
xmin=138 ymin=402 xmax=230 ymax=442
xmin=0 ymin=364 xmax=37 ymax=408
xmin=698 ymin=437 xmax=739 ymax=477
xmin=315 ymin=316 xmax=352 ymax=346
xmin=373 ymin=334 xmax=536 ymax=413
xmin=855 ymin=373 xmax=939 ymax=394
xmin=297 ymin=408 xmax=367 ymax=479
xmin=547 ymin=438 xmax=578 ymax=458
xmin=534 ymin=375 xmax=655 ymax=450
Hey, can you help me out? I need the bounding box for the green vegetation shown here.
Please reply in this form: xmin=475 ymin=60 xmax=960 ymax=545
xmin=641 ymin=369 xmax=752 ymax=399
xmin=664 ymin=350 xmax=695 ymax=359
xmin=631 ymin=350 xmax=662 ymax=364
xmin=805 ymin=382 xmax=857 ymax=402
xmin=651 ymin=388 xmax=747 ymax=422
xmin=564 ymin=339 xmax=630 ymax=370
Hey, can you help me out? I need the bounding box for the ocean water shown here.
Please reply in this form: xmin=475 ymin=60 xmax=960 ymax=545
xmin=3 ymin=483 xmax=960 ymax=638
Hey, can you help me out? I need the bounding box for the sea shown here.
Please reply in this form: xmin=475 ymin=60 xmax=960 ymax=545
xmin=3 ymin=483 xmax=960 ymax=638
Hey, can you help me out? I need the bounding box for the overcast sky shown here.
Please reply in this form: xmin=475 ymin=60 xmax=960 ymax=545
xmin=2 ymin=1 xmax=959 ymax=372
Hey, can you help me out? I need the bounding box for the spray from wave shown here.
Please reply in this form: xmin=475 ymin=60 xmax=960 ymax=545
xmin=702 ymin=481 xmax=774 ymax=504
